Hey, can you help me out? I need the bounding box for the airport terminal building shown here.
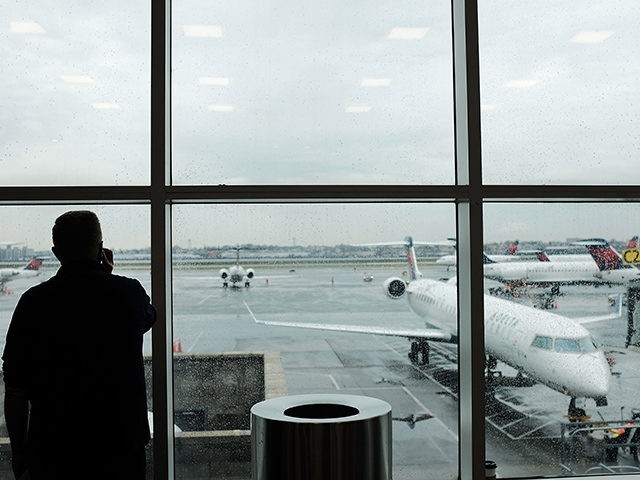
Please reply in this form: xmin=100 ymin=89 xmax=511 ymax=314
xmin=2 ymin=1 xmax=640 ymax=479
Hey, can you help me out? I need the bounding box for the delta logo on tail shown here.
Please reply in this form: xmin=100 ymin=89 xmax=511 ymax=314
xmin=587 ymin=245 xmax=624 ymax=271
xmin=25 ymin=258 xmax=43 ymax=271
xmin=577 ymin=239 xmax=629 ymax=271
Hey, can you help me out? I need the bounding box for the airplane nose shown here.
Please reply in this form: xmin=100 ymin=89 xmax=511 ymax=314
xmin=569 ymin=353 xmax=611 ymax=398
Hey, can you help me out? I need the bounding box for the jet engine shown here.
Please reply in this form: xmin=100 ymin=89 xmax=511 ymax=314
xmin=219 ymin=268 xmax=229 ymax=279
xmin=245 ymin=268 xmax=255 ymax=279
xmin=384 ymin=277 xmax=407 ymax=299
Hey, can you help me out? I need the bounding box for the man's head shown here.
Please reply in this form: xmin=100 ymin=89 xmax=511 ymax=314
xmin=52 ymin=210 xmax=103 ymax=263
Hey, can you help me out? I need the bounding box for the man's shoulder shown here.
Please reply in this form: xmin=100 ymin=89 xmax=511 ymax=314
xmin=20 ymin=275 xmax=58 ymax=297
xmin=106 ymin=273 xmax=140 ymax=287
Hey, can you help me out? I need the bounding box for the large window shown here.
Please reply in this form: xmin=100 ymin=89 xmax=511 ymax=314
xmin=1 ymin=1 xmax=150 ymax=186
xmin=1 ymin=1 xmax=639 ymax=479
xmin=171 ymin=0 xmax=455 ymax=185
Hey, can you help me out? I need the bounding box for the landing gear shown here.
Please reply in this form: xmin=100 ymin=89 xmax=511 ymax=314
xmin=551 ymin=284 xmax=561 ymax=296
xmin=245 ymin=281 xmax=250 ymax=288
xmin=223 ymin=282 xmax=228 ymax=288
xmin=408 ymin=340 xmax=430 ymax=365
xmin=567 ymin=397 xmax=589 ymax=421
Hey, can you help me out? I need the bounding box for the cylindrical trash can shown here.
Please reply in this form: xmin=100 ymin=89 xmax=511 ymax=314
xmin=485 ymin=460 xmax=497 ymax=479
xmin=251 ymin=393 xmax=392 ymax=480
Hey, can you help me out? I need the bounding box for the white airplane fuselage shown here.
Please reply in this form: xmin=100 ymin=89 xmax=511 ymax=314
xmin=437 ymin=254 xmax=534 ymax=267
xmin=483 ymin=260 xmax=605 ymax=285
xmin=0 ymin=267 xmax=40 ymax=283
xmin=405 ymin=279 xmax=611 ymax=399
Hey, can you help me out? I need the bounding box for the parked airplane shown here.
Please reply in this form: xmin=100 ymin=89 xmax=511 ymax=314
xmin=573 ymin=238 xmax=640 ymax=285
xmin=219 ymin=247 xmax=256 ymax=288
xmin=247 ymin=237 xmax=617 ymax=414
xmin=436 ymin=239 xmax=536 ymax=267
xmin=482 ymin=250 xmax=616 ymax=296
xmin=542 ymin=245 xmax=592 ymax=263
xmin=0 ymin=258 xmax=44 ymax=293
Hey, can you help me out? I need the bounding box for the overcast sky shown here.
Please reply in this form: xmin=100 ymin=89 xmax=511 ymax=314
xmin=1 ymin=1 xmax=639 ymax=248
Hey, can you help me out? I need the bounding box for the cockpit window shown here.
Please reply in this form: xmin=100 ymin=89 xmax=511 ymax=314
xmin=554 ymin=338 xmax=581 ymax=353
xmin=551 ymin=336 xmax=598 ymax=353
xmin=531 ymin=335 xmax=553 ymax=350
xmin=579 ymin=336 xmax=598 ymax=353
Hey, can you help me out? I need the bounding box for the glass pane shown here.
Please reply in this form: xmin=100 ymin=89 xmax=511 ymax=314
xmin=0 ymin=206 xmax=152 ymax=473
xmin=484 ymin=203 xmax=639 ymax=477
xmin=479 ymin=1 xmax=640 ymax=185
xmin=172 ymin=1 xmax=454 ymax=185
xmin=1 ymin=2 xmax=150 ymax=186
xmin=172 ymin=203 xmax=457 ymax=479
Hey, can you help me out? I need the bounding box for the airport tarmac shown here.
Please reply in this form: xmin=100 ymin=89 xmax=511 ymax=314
xmin=2 ymin=262 xmax=640 ymax=479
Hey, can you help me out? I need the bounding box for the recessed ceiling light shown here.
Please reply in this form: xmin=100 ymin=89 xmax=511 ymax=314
xmin=361 ymin=78 xmax=392 ymax=87
xmin=570 ymin=31 xmax=614 ymax=44
xmin=345 ymin=105 xmax=372 ymax=113
xmin=388 ymin=27 xmax=427 ymax=40
xmin=208 ymin=104 xmax=234 ymax=112
xmin=505 ymin=79 xmax=538 ymax=88
xmin=184 ymin=25 xmax=223 ymax=38
xmin=10 ymin=21 xmax=46 ymax=34
xmin=199 ymin=77 xmax=230 ymax=86
xmin=91 ymin=103 xmax=121 ymax=110
xmin=60 ymin=75 xmax=94 ymax=84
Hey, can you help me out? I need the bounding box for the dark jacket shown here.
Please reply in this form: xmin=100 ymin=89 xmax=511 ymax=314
xmin=2 ymin=260 xmax=156 ymax=472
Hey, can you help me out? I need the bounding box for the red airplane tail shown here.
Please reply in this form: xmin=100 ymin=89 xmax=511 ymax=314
xmin=574 ymin=239 xmax=627 ymax=271
xmin=24 ymin=258 xmax=43 ymax=271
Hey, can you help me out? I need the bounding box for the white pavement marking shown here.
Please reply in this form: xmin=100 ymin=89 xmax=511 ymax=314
xmin=197 ymin=294 xmax=214 ymax=306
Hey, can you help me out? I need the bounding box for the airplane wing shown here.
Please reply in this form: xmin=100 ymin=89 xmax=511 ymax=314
xmin=244 ymin=301 xmax=455 ymax=342
xmin=572 ymin=294 xmax=623 ymax=325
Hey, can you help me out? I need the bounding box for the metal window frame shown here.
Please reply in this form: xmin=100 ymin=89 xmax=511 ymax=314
xmin=1 ymin=0 xmax=639 ymax=479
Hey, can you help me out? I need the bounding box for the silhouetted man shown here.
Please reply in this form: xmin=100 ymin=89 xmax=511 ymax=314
xmin=3 ymin=211 xmax=156 ymax=479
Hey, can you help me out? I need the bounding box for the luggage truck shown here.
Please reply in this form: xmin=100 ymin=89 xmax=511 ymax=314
xmin=560 ymin=409 xmax=640 ymax=475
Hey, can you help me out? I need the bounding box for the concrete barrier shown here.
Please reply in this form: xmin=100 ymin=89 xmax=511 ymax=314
xmin=0 ymin=351 xmax=286 ymax=479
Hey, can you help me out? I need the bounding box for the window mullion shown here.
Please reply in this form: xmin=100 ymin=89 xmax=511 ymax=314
xmin=452 ymin=0 xmax=485 ymax=479
xmin=151 ymin=0 xmax=174 ymax=478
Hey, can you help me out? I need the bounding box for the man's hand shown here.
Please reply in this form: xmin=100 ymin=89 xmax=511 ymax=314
xmin=101 ymin=247 xmax=114 ymax=273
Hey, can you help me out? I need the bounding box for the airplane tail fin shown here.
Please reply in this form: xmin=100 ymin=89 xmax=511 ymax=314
xmin=403 ymin=236 xmax=422 ymax=281
xmin=573 ymin=239 xmax=629 ymax=271
xmin=535 ymin=250 xmax=550 ymax=262
xmin=628 ymin=236 xmax=639 ymax=249
xmin=483 ymin=253 xmax=496 ymax=264
xmin=507 ymin=240 xmax=519 ymax=255
xmin=24 ymin=258 xmax=43 ymax=271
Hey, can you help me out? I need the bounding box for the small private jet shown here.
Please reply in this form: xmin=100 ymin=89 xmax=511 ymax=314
xmin=219 ymin=247 xmax=256 ymax=288
xmin=247 ymin=236 xmax=620 ymax=415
